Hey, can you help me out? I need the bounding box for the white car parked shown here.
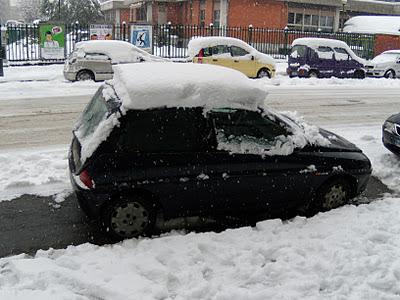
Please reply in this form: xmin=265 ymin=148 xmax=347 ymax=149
xmin=366 ymin=50 xmax=400 ymax=79
xmin=64 ymin=40 xmax=167 ymax=81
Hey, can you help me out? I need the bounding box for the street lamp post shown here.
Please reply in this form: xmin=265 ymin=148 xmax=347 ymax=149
xmin=341 ymin=0 xmax=348 ymax=32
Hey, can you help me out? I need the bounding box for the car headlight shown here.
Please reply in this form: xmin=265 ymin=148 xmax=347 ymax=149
xmin=383 ymin=121 xmax=396 ymax=134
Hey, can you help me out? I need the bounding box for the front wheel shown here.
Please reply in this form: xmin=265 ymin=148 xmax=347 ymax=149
xmin=384 ymin=70 xmax=396 ymax=79
xmin=315 ymin=179 xmax=352 ymax=212
xmin=257 ymin=68 xmax=271 ymax=79
xmin=101 ymin=194 xmax=156 ymax=240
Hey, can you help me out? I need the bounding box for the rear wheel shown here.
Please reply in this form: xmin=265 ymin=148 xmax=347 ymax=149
xmin=353 ymin=70 xmax=365 ymax=79
xmin=384 ymin=69 xmax=396 ymax=79
xmin=257 ymin=68 xmax=271 ymax=79
xmin=102 ymin=194 xmax=156 ymax=240
xmin=76 ymin=70 xmax=94 ymax=81
xmin=308 ymin=71 xmax=318 ymax=78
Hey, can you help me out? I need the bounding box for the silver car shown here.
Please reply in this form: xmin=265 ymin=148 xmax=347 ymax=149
xmin=366 ymin=50 xmax=400 ymax=79
xmin=64 ymin=40 xmax=167 ymax=81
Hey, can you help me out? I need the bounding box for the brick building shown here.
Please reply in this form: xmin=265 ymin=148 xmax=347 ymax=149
xmin=100 ymin=0 xmax=400 ymax=32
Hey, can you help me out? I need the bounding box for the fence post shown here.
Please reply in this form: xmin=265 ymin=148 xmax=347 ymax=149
xmin=284 ymin=26 xmax=289 ymax=57
xmin=123 ymin=22 xmax=126 ymax=41
xmin=248 ymin=24 xmax=253 ymax=46
xmin=167 ymin=21 xmax=171 ymax=58
xmin=0 ymin=27 xmax=3 ymax=77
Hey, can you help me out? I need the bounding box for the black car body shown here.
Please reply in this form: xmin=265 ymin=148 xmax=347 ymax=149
xmin=69 ymin=63 xmax=371 ymax=240
xmin=383 ymin=113 xmax=400 ymax=156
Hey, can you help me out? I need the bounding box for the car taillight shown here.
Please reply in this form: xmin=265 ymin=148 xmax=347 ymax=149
xmin=79 ymin=169 xmax=94 ymax=189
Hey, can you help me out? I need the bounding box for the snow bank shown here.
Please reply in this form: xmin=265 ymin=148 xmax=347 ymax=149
xmin=0 ymin=147 xmax=70 ymax=202
xmin=3 ymin=197 xmax=400 ymax=299
xmin=75 ymin=40 xmax=167 ymax=64
xmin=344 ymin=16 xmax=400 ymax=36
xmin=187 ymin=36 xmax=276 ymax=66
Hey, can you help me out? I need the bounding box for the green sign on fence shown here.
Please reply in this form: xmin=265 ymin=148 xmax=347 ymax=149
xmin=39 ymin=24 xmax=65 ymax=60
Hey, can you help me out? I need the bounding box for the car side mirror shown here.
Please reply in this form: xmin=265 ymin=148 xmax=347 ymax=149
xmin=251 ymin=55 xmax=255 ymax=61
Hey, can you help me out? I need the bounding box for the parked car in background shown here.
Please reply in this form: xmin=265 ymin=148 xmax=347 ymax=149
xmin=188 ymin=37 xmax=276 ymax=78
xmin=69 ymin=62 xmax=371 ymax=240
xmin=383 ymin=113 xmax=400 ymax=155
xmin=287 ymin=38 xmax=367 ymax=79
xmin=366 ymin=50 xmax=400 ymax=79
xmin=63 ymin=40 xmax=167 ymax=81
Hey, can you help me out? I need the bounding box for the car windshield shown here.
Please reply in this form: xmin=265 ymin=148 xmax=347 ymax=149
xmin=372 ymin=53 xmax=398 ymax=64
xmin=74 ymin=87 xmax=109 ymax=142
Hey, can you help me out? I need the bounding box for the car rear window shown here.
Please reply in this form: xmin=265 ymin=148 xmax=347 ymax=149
xmin=75 ymin=87 xmax=109 ymax=141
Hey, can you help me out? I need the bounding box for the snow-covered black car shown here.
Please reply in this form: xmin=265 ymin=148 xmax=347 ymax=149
xmin=383 ymin=113 xmax=400 ymax=155
xmin=68 ymin=63 xmax=372 ymax=240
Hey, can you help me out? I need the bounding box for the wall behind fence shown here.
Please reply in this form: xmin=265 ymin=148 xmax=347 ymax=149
xmin=4 ymin=23 xmax=377 ymax=63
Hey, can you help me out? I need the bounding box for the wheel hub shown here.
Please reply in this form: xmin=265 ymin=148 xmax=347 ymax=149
xmin=323 ymin=185 xmax=347 ymax=209
xmin=110 ymin=202 xmax=149 ymax=238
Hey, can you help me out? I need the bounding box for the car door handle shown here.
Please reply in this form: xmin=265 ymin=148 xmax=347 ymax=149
xmin=212 ymin=59 xmax=218 ymax=62
xmin=234 ymin=60 xmax=239 ymax=63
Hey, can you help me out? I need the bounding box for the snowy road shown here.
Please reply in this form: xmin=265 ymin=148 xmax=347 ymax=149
xmin=1 ymin=85 xmax=399 ymax=149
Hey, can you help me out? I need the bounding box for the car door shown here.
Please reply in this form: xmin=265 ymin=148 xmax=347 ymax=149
xmin=230 ymin=45 xmax=256 ymax=77
xmin=394 ymin=55 xmax=400 ymax=77
xmin=193 ymin=109 xmax=313 ymax=216
xmin=203 ymin=45 xmax=233 ymax=69
xmin=334 ymin=47 xmax=352 ymax=78
xmin=315 ymin=46 xmax=335 ymax=77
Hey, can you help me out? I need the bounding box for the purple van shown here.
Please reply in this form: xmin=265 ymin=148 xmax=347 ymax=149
xmin=287 ymin=38 xmax=366 ymax=79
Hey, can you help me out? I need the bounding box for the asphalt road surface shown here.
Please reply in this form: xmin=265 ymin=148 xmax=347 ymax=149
xmin=0 ymin=85 xmax=398 ymax=257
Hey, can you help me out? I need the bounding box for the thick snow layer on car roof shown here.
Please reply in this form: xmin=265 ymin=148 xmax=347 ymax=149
xmin=111 ymin=62 xmax=267 ymax=111
xmin=344 ymin=16 xmax=400 ymax=35
xmin=187 ymin=36 xmax=275 ymax=66
xmin=292 ymin=38 xmax=366 ymax=64
xmin=75 ymin=40 xmax=166 ymax=64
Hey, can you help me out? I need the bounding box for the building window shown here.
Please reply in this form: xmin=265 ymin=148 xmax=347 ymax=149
xmin=288 ymin=11 xmax=334 ymax=32
xmin=200 ymin=9 xmax=205 ymax=26
xmin=213 ymin=10 xmax=220 ymax=27
xmin=158 ymin=2 xmax=166 ymax=13
xmin=136 ymin=5 xmax=147 ymax=22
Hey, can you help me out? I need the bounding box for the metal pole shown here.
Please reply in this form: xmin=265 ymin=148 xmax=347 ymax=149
xmin=0 ymin=28 xmax=3 ymax=77
xmin=59 ymin=0 xmax=61 ymax=21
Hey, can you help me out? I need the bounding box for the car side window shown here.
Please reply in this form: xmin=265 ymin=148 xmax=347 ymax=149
xmin=334 ymin=47 xmax=350 ymax=61
xmin=201 ymin=47 xmax=213 ymax=57
xmin=231 ymin=46 xmax=250 ymax=57
xmin=316 ymin=46 xmax=334 ymax=60
xmin=117 ymin=108 xmax=214 ymax=153
xmin=290 ymin=45 xmax=307 ymax=59
xmin=210 ymin=109 xmax=288 ymax=150
xmin=211 ymin=45 xmax=231 ymax=57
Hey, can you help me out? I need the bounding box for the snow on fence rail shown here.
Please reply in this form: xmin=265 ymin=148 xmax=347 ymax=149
xmin=3 ymin=24 xmax=375 ymax=63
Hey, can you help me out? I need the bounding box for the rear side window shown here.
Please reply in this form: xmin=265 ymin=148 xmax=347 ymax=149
xmin=231 ymin=46 xmax=250 ymax=57
xmin=118 ymin=108 xmax=213 ymax=153
xmin=290 ymin=45 xmax=307 ymax=59
xmin=316 ymin=46 xmax=334 ymax=60
xmin=334 ymin=47 xmax=350 ymax=61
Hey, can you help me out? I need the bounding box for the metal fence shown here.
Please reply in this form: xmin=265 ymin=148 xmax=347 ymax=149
xmin=4 ymin=23 xmax=376 ymax=63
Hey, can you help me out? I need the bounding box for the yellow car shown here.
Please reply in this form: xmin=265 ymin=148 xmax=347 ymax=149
xmin=188 ymin=37 xmax=276 ymax=78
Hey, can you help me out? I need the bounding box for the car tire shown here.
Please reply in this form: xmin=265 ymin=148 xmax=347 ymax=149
xmin=308 ymin=71 xmax=318 ymax=78
xmin=384 ymin=70 xmax=396 ymax=79
xmin=313 ymin=178 xmax=352 ymax=213
xmin=353 ymin=70 xmax=365 ymax=79
xmin=257 ymin=68 xmax=271 ymax=79
xmin=101 ymin=194 xmax=156 ymax=241
xmin=76 ymin=70 xmax=95 ymax=81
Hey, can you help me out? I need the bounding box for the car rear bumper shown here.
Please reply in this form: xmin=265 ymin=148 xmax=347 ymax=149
xmin=70 ymin=171 xmax=110 ymax=219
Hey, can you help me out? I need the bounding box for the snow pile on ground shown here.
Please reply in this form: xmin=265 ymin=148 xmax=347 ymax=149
xmin=0 ymin=65 xmax=100 ymax=101
xmin=0 ymin=147 xmax=70 ymax=202
xmin=2 ymin=197 xmax=400 ymax=299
